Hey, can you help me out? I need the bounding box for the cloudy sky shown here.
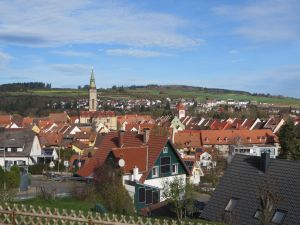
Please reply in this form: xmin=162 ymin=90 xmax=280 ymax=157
xmin=0 ymin=0 xmax=300 ymax=97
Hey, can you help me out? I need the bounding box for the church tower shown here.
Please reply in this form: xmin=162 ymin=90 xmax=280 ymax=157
xmin=89 ymin=69 xmax=97 ymax=111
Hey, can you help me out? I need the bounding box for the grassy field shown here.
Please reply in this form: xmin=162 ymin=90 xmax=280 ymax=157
xmin=12 ymin=197 xmax=227 ymax=225
xmin=15 ymin=197 xmax=94 ymax=212
xmin=3 ymin=86 xmax=300 ymax=106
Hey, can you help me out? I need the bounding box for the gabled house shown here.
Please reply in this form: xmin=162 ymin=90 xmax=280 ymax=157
xmin=196 ymin=151 xmax=216 ymax=170
xmin=201 ymin=153 xmax=300 ymax=225
xmin=76 ymin=130 xmax=191 ymax=211
xmin=183 ymin=159 xmax=204 ymax=185
xmin=0 ymin=129 xmax=42 ymax=168
xmin=200 ymin=129 xmax=278 ymax=155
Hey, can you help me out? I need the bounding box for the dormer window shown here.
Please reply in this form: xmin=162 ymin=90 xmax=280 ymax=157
xmin=247 ymin=137 xmax=252 ymax=142
xmin=272 ymin=209 xmax=287 ymax=224
xmin=225 ymin=198 xmax=239 ymax=212
xmin=204 ymin=137 xmax=209 ymax=142
xmin=217 ymin=137 xmax=221 ymax=142
xmin=224 ymin=137 xmax=228 ymax=142
xmin=253 ymin=210 xmax=261 ymax=219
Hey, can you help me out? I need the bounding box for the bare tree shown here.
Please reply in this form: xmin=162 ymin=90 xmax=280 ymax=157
xmin=258 ymin=178 xmax=280 ymax=225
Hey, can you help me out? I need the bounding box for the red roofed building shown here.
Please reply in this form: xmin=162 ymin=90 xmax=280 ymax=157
xmin=200 ymin=129 xmax=279 ymax=155
xmin=0 ymin=114 xmax=12 ymax=128
xmin=75 ymin=130 xmax=190 ymax=212
xmin=79 ymin=110 xmax=117 ymax=130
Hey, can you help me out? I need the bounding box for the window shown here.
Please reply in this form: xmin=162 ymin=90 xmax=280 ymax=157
xmin=17 ymin=148 xmax=23 ymax=152
xmin=152 ymin=166 xmax=159 ymax=178
xmin=146 ymin=189 xmax=152 ymax=204
xmin=225 ymin=198 xmax=239 ymax=212
xmin=272 ymin=210 xmax=287 ymax=224
xmin=138 ymin=188 xmax=145 ymax=202
xmin=7 ymin=148 xmax=11 ymax=152
xmin=160 ymin=157 xmax=170 ymax=174
xmin=153 ymin=191 xmax=159 ymax=204
xmin=253 ymin=210 xmax=261 ymax=219
xmin=0 ymin=147 xmax=4 ymax=151
xmin=172 ymin=164 xmax=178 ymax=174
xmin=163 ymin=147 xmax=168 ymax=153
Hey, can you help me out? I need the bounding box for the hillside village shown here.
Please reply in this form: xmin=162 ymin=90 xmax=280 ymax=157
xmin=0 ymin=71 xmax=300 ymax=225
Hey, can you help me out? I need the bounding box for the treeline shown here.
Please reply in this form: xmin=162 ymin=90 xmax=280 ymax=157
xmin=0 ymin=82 xmax=51 ymax=92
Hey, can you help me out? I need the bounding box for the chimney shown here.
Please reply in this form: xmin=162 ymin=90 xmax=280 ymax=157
xmin=118 ymin=130 xmax=125 ymax=148
xmin=143 ymin=129 xmax=150 ymax=144
xmin=260 ymin=152 xmax=270 ymax=173
xmin=133 ymin=166 xmax=139 ymax=181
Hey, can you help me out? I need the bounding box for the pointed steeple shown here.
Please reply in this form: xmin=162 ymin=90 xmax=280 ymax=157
xmin=90 ymin=68 xmax=96 ymax=89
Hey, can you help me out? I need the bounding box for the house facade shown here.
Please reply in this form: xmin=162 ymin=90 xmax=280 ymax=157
xmin=76 ymin=131 xmax=190 ymax=211
xmin=0 ymin=129 xmax=42 ymax=168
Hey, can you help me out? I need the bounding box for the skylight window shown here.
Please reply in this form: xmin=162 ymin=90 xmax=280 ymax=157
xmin=272 ymin=210 xmax=287 ymax=224
xmin=253 ymin=210 xmax=261 ymax=219
xmin=225 ymin=198 xmax=239 ymax=212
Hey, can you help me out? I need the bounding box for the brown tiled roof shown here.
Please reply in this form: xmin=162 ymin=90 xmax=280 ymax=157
xmin=72 ymin=140 xmax=89 ymax=150
xmin=76 ymin=132 xmax=144 ymax=177
xmin=38 ymin=132 xmax=63 ymax=147
xmin=49 ymin=112 xmax=69 ymax=123
xmin=174 ymin=130 xmax=201 ymax=148
xmin=200 ymin=129 xmax=278 ymax=145
xmin=111 ymin=147 xmax=148 ymax=174
xmin=77 ymin=131 xmax=190 ymax=181
xmin=0 ymin=115 xmax=11 ymax=126
xmin=80 ymin=110 xmax=115 ymax=118
xmin=22 ymin=117 xmax=34 ymax=127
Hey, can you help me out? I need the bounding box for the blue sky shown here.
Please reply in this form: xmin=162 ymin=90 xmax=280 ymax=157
xmin=0 ymin=0 xmax=300 ymax=98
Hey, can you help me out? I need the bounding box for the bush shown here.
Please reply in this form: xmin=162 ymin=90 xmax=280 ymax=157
xmin=0 ymin=167 xmax=5 ymax=190
xmin=28 ymin=164 xmax=47 ymax=175
xmin=5 ymin=165 xmax=20 ymax=189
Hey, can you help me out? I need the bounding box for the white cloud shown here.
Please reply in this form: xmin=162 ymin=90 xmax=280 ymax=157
xmin=229 ymin=49 xmax=239 ymax=54
xmin=51 ymin=64 xmax=91 ymax=75
xmin=0 ymin=1 xmax=202 ymax=48
xmin=213 ymin=0 xmax=300 ymax=42
xmin=106 ymin=48 xmax=173 ymax=58
xmin=50 ymin=50 xmax=94 ymax=57
xmin=0 ymin=51 xmax=12 ymax=66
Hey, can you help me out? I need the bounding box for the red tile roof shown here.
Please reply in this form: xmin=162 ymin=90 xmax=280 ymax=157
xmin=200 ymin=129 xmax=278 ymax=145
xmin=80 ymin=110 xmax=115 ymax=118
xmin=111 ymin=147 xmax=148 ymax=174
xmin=0 ymin=115 xmax=11 ymax=126
xmin=76 ymin=132 xmax=144 ymax=177
xmin=174 ymin=130 xmax=201 ymax=148
xmin=49 ymin=112 xmax=69 ymax=123
xmin=76 ymin=131 xmax=190 ymax=181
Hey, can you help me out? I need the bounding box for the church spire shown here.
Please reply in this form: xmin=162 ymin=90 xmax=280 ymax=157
xmin=90 ymin=68 xmax=96 ymax=89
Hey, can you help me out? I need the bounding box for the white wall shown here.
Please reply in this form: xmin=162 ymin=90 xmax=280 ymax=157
xmin=144 ymin=174 xmax=187 ymax=201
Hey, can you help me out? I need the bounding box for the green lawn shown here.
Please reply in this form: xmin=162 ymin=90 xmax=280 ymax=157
xmin=15 ymin=197 xmax=94 ymax=212
xmin=11 ymin=197 xmax=227 ymax=225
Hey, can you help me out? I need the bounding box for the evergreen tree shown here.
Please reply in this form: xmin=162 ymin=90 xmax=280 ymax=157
xmin=278 ymin=119 xmax=300 ymax=160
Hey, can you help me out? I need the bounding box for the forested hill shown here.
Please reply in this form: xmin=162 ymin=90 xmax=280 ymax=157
xmin=0 ymin=82 xmax=51 ymax=92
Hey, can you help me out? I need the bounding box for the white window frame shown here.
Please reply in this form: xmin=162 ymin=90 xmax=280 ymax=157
xmin=172 ymin=164 xmax=178 ymax=175
xmin=152 ymin=166 xmax=159 ymax=178
xmin=163 ymin=147 xmax=168 ymax=154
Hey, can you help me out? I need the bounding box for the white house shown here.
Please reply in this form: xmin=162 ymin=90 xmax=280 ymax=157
xmin=0 ymin=129 xmax=42 ymax=169
xmin=230 ymin=144 xmax=279 ymax=159
xmin=197 ymin=151 xmax=216 ymax=170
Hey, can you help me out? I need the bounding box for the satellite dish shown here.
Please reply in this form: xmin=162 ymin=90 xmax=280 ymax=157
xmin=118 ymin=159 xmax=125 ymax=167
xmin=49 ymin=161 xmax=55 ymax=169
